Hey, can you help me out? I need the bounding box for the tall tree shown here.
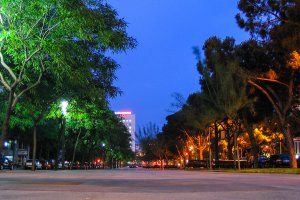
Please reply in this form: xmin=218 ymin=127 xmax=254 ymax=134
xmin=236 ymin=0 xmax=300 ymax=168
xmin=193 ymin=37 xmax=249 ymax=164
xmin=0 ymin=0 xmax=135 ymax=152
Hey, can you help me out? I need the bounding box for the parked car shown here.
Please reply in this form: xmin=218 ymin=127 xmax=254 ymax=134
xmin=0 ymin=156 xmax=14 ymax=170
xmin=70 ymin=163 xmax=81 ymax=170
xmin=129 ymin=164 xmax=138 ymax=168
xmin=25 ymin=159 xmax=42 ymax=170
xmin=265 ymin=154 xmax=279 ymax=168
xmin=40 ymin=160 xmax=51 ymax=170
xmin=186 ymin=160 xmax=209 ymax=168
xmin=49 ymin=159 xmax=63 ymax=169
xmin=275 ymin=154 xmax=290 ymax=167
xmin=258 ymin=155 xmax=268 ymax=168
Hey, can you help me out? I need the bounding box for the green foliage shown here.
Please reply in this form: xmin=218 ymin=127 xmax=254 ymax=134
xmin=193 ymin=37 xmax=249 ymax=124
xmin=0 ymin=0 xmax=136 ymax=162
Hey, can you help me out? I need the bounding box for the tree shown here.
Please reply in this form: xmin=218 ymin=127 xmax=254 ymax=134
xmin=191 ymin=37 xmax=249 ymax=165
xmin=0 ymin=0 xmax=135 ymax=152
xmin=137 ymin=123 xmax=161 ymax=165
xmin=236 ymin=0 xmax=300 ymax=168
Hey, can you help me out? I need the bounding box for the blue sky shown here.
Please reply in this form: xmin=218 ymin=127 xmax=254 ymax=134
xmin=108 ymin=0 xmax=249 ymax=130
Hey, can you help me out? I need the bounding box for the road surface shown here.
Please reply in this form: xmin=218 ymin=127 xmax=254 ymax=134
xmin=0 ymin=168 xmax=299 ymax=200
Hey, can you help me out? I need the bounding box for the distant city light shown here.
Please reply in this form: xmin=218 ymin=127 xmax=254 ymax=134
xmin=115 ymin=111 xmax=132 ymax=115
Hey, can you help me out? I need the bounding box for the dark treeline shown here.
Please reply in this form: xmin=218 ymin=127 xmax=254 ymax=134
xmin=138 ymin=0 xmax=300 ymax=169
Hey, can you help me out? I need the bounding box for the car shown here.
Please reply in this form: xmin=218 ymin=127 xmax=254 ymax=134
xmin=25 ymin=159 xmax=42 ymax=170
xmin=258 ymin=155 xmax=268 ymax=168
xmin=48 ymin=160 xmax=63 ymax=169
xmin=186 ymin=160 xmax=209 ymax=168
xmin=265 ymin=154 xmax=279 ymax=168
xmin=278 ymin=155 xmax=300 ymax=167
xmin=0 ymin=156 xmax=14 ymax=170
xmin=275 ymin=154 xmax=290 ymax=167
xmin=40 ymin=160 xmax=51 ymax=170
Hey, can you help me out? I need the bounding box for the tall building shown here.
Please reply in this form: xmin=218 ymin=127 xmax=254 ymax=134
xmin=115 ymin=111 xmax=136 ymax=152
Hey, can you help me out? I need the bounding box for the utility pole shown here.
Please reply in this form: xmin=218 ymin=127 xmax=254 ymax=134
xmin=209 ymin=127 xmax=212 ymax=169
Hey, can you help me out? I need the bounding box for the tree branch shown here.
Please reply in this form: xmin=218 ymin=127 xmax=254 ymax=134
xmin=249 ymin=2 xmax=299 ymax=27
xmin=283 ymin=74 xmax=294 ymax=116
xmin=0 ymin=51 xmax=17 ymax=81
xmin=25 ymin=14 xmax=46 ymax=40
xmin=255 ymin=77 xmax=289 ymax=88
xmin=248 ymin=79 xmax=284 ymax=122
xmin=18 ymin=46 xmax=42 ymax=80
xmin=42 ymin=22 xmax=61 ymax=39
xmin=0 ymin=14 xmax=3 ymax=25
xmin=265 ymin=85 xmax=283 ymax=111
xmin=12 ymin=66 xmax=43 ymax=108
xmin=0 ymin=72 xmax=11 ymax=90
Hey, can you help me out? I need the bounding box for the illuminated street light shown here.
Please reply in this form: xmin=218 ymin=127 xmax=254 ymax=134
xmin=61 ymin=100 xmax=68 ymax=116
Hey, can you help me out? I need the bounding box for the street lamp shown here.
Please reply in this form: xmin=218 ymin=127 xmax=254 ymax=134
xmin=61 ymin=100 xmax=68 ymax=116
xmin=101 ymin=143 xmax=106 ymax=169
xmin=208 ymin=127 xmax=212 ymax=169
xmin=4 ymin=141 xmax=8 ymax=147
xmin=60 ymin=100 xmax=68 ymax=169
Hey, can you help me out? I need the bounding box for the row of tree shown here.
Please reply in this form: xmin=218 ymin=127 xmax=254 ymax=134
xmin=138 ymin=0 xmax=300 ymax=168
xmin=0 ymin=0 xmax=135 ymax=169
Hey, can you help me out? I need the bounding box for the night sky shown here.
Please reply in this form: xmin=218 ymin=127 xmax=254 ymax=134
xmin=108 ymin=0 xmax=250 ymax=130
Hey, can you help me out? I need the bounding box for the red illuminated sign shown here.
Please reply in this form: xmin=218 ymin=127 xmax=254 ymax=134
xmin=115 ymin=111 xmax=132 ymax=115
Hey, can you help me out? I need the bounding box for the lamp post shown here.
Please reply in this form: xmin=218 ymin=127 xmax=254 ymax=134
xmin=60 ymin=100 xmax=68 ymax=170
xmin=101 ymin=143 xmax=106 ymax=169
xmin=208 ymin=127 xmax=212 ymax=169
xmin=110 ymin=149 xmax=114 ymax=169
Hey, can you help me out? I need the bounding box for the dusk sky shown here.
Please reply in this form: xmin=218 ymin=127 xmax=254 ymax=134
xmin=108 ymin=0 xmax=250 ymax=130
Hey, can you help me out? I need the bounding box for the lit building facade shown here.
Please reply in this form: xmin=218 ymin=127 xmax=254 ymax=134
xmin=115 ymin=111 xmax=136 ymax=152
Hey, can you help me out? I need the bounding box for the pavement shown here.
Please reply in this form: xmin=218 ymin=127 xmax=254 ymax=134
xmin=0 ymin=168 xmax=300 ymax=200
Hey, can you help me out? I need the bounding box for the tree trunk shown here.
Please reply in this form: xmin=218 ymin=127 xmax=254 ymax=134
xmin=245 ymin=122 xmax=259 ymax=168
xmin=283 ymin=123 xmax=297 ymax=168
xmin=227 ymin=135 xmax=234 ymax=160
xmin=55 ymin=126 xmax=61 ymax=170
xmin=198 ymin=135 xmax=204 ymax=160
xmin=32 ymin=123 xmax=37 ymax=171
xmin=234 ymin=130 xmax=237 ymax=169
xmin=71 ymin=130 xmax=81 ymax=170
xmin=214 ymin=122 xmax=219 ymax=162
xmin=61 ymin=117 xmax=66 ymax=169
xmin=0 ymin=90 xmax=15 ymax=153
xmin=248 ymin=76 xmax=297 ymax=168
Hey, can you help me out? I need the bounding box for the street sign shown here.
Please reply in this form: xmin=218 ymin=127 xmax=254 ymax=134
xmin=17 ymin=149 xmax=28 ymax=156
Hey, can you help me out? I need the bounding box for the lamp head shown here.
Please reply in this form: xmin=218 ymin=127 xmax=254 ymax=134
xmin=61 ymin=100 xmax=68 ymax=116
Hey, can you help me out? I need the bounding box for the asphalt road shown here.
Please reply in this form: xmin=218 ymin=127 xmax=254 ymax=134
xmin=0 ymin=168 xmax=300 ymax=200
